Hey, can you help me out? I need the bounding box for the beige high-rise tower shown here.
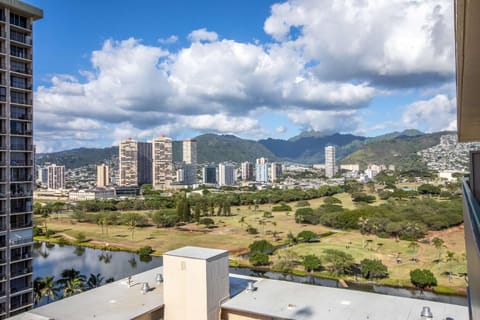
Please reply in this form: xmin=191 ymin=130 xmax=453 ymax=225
xmin=152 ymin=136 xmax=172 ymax=190
xmin=0 ymin=0 xmax=42 ymax=317
xmin=182 ymin=139 xmax=197 ymax=185
xmin=325 ymin=146 xmax=336 ymax=178
xmin=97 ymin=164 xmax=110 ymax=187
xmin=119 ymin=138 xmax=152 ymax=186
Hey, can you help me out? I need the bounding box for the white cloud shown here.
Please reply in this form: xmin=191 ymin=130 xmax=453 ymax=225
xmin=276 ymin=126 xmax=287 ymax=133
xmin=287 ymin=108 xmax=361 ymax=134
xmin=264 ymin=0 xmax=454 ymax=83
xmin=158 ymin=35 xmax=178 ymax=44
xmin=402 ymin=94 xmax=456 ymax=132
xmin=187 ymin=28 xmax=219 ymax=42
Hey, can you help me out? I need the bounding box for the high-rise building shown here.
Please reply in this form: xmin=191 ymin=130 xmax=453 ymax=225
xmin=0 ymin=1 xmax=43 ymax=316
xmin=269 ymin=162 xmax=282 ymax=182
xmin=96 ymin=164 xmax=110 ymax=187
xmin=35 ymin=165 xmax=48 ymax=186
xmin=240 ymin=161 xmax=253 ymax=181
xmin=202 ymin=165 xmax=216 ymax=184
xmin=182 ymin=139 xmax=197 ymax=185
xmin=119 ymin=138 xmax=152 ymax=186
xmin=325 ymin=146 xmax=336 ymax=178
xmin=182 ymin=139 xmax=197 ymax=164
xmin=47 ymin=164 xmax=65 ymax=190
xmin=152 ymin=136 xmax=173 ymax=190
xmin=218 ymin=162 xmax=235 ymax=186
xmin=255 ymin=157 xmax=269 ymax=183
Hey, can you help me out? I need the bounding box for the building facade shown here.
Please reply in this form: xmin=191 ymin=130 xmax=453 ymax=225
xmin=0 ymin=1 xmax=42 ymax=317
xmin=152 ymin=136 xmax=173 ymax=190
xmin=240 ymin=161 xmax=253 ymax=181
xmin=182 ymin=139 xmax=197 ymax=185
xmin=218 ymin=162 xmax=235 ymax=186
xmin=202 ymin=165 xmax=216 ymax=184
xmin=255 ymin=157 xmax=269 ymax=183
xmin=119 ymin=138 xmax=152 ymax=186
xmin=269 ymin=162 xmax=282 ymax=182
xmin=47 ymin=164 xmax=64 ymax=190
xmin=96 ymin=164 xmax=109 ymax=187
xmin=325 ymin=146 xmax=336 ymax=178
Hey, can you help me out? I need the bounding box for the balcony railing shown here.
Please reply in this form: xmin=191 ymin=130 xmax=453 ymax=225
xmin=9 ymin=237 xmax=33 ymax=246
xmin=10 ymin=98 xmax=31 ymax=105
xmin=10 ymin=160 xmax=33 ymax=166
xmin=463 ymin=179 xmax=480 ymax=244
xmin=11 ymin=83 xmax=31 ymax=91
xmin=11 ymin=175 xmax=32 ymax=181
xmin=10 ymin=66 xmax=31 ymax=75
xmin=11 ymin=190 xmax=32 ymax=198
xmin=11 ymin=206 xmax=32 ymax=213
xmin=10 ymin=33 xmax=31 ymax=46
xmin=10 ymin=267 xmax=32 ymax=278
xmin=11 ymin=144 xmax=33 ymax=151
xmin=11 ymin=113 xmax=32 ymax=121
xmin=10 ymin=130 xmax=32 ymax=136
xmin=10 ymin=282 xmax=33 ymax=294
xmin=10 ymin=251 xmax=31 ymax=261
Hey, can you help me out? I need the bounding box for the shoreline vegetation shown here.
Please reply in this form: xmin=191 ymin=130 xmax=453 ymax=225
xmin=33 ymin=181 xmax=467 ymax=298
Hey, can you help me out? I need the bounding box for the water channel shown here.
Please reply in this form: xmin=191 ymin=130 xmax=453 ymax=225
xmin=33 ymin=242 xmax=467 ymax=307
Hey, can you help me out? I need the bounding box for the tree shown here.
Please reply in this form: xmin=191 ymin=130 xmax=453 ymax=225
xmin=41 ymin=276 xmax=58 ymax=303
xmin=302 ymin=254 xmax=321 ymax=272
xmin=33 ymin=277 xmax=46 ymax=305
xmin=248 ymin=239 xmax=274 ymax=254
xmin=297 ymin=230 xmax=317 ymax=242
xmin=63 ymin=278 xmax=84 ymax=297
xmin=410 ymin=269 xmax=437 ymax=290
xmin=322 ymin=249 xmax=355 ymax=275
xmin=199 ymin=217 xmax=214 ymax=227
xmin=122 ymin=212 xmax=147 ymax=240
xmin=432 ymin=237 xmax=444 ymax=262
xmin=408 ymin=241 xmax=419 ymax=263
xmin=249 ymin=252 xmax=269 ymax=266
xmin=360 ymin=259 xmax=388 ymax=279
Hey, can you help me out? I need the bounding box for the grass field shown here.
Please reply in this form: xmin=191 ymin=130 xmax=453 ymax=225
xmin=37 ymin=194 xmax=467 ymax=291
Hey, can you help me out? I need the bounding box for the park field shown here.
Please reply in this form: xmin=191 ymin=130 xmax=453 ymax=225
xmin=37 ymin=196 xmax=467 ymax=291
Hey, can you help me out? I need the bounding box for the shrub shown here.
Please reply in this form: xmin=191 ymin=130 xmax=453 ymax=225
xmin=360 ymin=259 xmax=389 ymax=279
xmin=249 ymin=240 xmax=274 ymax=254
xmin=138 ymin=246 xmax=154 ymax=256
xmin=302 ymin=254 xmax=321 ymax=272
xmin=45 ymin=229 xmax=56 ymax=238
xmin=246 ymin=226 xmax=258 ymax=235
xmin=263 ymin=211 xmax=273 ymax=218
xmin=33 ymin=226 xmax=43 ymax=236
xmin=323 ymin=196 xmax=341 ymax=205
xmin=76 ymin=232 xmax=86 ymax=243
xmin=297 ymin=230 xmax=317 ymax=242
xmin=249 ymin=252 xmax=269 ymax=266
xmin=296 ymin=200 xmax=310 ymax=207
xmin=199 ymin=217 xmax=215 ymax=227
xmin=272 ymin=204 xmax=292 ymax=212
xmin=410 ymin=269 xmax=437 ymax=290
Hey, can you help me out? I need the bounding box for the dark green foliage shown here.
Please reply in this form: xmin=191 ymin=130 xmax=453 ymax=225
xmin=33 ymin=226 xmax=43 ymax=236
xmin=151 ymin=210 xmax=178 ymax=228
xmin=417 ymin=184 xmax=441 ymax=195
xmin=296 ymin=200 xmax=310 ymax=207
xmin=302 ymin=254 xmax=321 ymax=272
xmin=295 ymin=207 xmax=317 ymax=224
xmin=410 ymin=269 xmax=437 ymax=289
xmin=352 ymin=193 xmax=376 ymax=203
xmin=246 ymin=226 xmax=258 ymax=235
xmin=322 ymin=249 xmax=355 ymax=275
xmin=249 ymin=252 xmax=269 ymax=266
xmin=199 ymin=217 xmax=215 ymax=226
xmin=360 ymin=259 xmax=389 ymax=279
xmin=249 ymin=240 xmax=274 ymax=254
xmin=297 ymin=230 xmax=317 ymax=242
xmin=323 ymin=196 xmax=341 ymax=205
xmin=138 ymin=246 xmax=154 ymax=256
xmin=272 ymin=204 xmax=292 ymax=212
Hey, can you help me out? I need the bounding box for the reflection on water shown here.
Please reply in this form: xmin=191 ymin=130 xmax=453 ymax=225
xmin=33 ymin=242 xmax=162 ymax=282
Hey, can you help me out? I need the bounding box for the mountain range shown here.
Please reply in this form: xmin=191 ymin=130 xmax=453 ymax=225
xmin=35 ymin=129 xmax=454 ymax=171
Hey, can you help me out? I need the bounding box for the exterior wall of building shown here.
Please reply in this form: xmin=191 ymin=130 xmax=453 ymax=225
xmin=119 ymin=138 xmax=138 ymax=186
xmin=325 ymin=146 xmax=336 ymax=178
xmin=182 ymin=139 xmax=197 ymax=164
xmin=269 ymin=162 xmax=282 ymax=182
xmin=202 ymin=166 xmax=216 ymax=184
xmin=137 ymin=142 xmax=152 ymax=185
xmin=68 ymin=188 xmax=115 ymax=201
xmin=241 ymin=162 xmax=253 ymax=181
xmin=255 ymin=158 xmax=268 ymax=183
xmin=96 ymin=164 xmax=110 ymax=187
xmin=152 ymin=136 xmax=173 ymax=190
xmin=221 ymin=310 xmax=272 ymax=320
xmin=0 ymin=1 xmax=43 ymax=316
xmin=218 ymin=163 xmax=235 ymax=186
xmin=47 ymin=164 xmax=65 ymax=189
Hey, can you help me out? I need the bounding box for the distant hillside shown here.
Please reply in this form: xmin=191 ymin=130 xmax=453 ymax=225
xmin=259 ymin=133 xmax=367 ymax=163
xmin=36 ymin=147 xmax=118 ymax=169
xmin=341 ymin=131 xmax=453 ymax=170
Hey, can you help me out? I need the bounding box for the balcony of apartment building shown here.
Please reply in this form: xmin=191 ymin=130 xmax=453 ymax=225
xmin=10 ymin=260 xmax=32 ymax=280
xmin=0 ymin=103 xmax=6 ymax=119
xmin=10 ymin=75 xmax=31 ymax=92
xmin=11 ymin=199 xmax=32 ymax=215
xmin=10 ymin=60 xmax=31 ymax=76
xmin=9 ymin=45 xmax=31 ymax=62
xmin=10 ymin=246 xmax=31 ymax=264
xmin=10 ymin=90 xmax=31 ymax=106
xmin=10 ymin=276 xmax=32 ymax=301
xmin=10 ymin=153 xmax=32 ymax=167
xmin=10 ymin=184 xmax=32 ymax=199
xmin=10 ymin=120 xmax=31 ymax=137
xmin=10 ymin=293 xmax=33 ymax=316
xmin=9 ymin=214 xmax=32 ymax=231
xmin=10 ymin=30 xmax=31 ymax=47
xmin=10 ymin=106 xmax=32 ymax=122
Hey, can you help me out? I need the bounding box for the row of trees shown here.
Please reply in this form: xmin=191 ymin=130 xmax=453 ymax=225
xmin=34 ymin=269 xmax=112 ymax=306
xmin=295 ymin=198 xmax=463 ymax=240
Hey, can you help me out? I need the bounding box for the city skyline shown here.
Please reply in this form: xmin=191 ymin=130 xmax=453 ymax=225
xmin=30 ymin=0 xmax=456 ymax=153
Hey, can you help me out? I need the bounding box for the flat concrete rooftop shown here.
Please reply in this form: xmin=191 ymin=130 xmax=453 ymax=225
xmin=164 ymin=246 xmax=228 ymax=261
xmin=8 ymin=268 xmax=469 ymax=320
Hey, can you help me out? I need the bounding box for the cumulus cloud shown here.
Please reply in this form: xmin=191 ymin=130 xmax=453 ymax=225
xmin=276 ymin=126 xmax=287 ymax=133
xmin=264 ymin=0 xmax=454 ymax=85
xmin=187 ymin=28 xmax=219 ymax=42
xmin=402 ymin=94 xmax=456 ymax=132
xmin=33 ymin=0 xmax=455 ymax=152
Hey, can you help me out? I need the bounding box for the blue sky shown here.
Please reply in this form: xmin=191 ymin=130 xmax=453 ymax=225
xmin=28 ymin=0 xmax=457 ymax=152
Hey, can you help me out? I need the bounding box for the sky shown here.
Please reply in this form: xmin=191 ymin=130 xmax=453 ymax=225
xmin=28 ymin=0 xmax=457 ymax=153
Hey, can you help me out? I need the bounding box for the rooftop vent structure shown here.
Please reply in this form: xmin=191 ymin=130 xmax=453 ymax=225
xmin=246 ymin=281 xmax=256 ymax=292
xmin=421 ymin=306 xmax=433 ymax=319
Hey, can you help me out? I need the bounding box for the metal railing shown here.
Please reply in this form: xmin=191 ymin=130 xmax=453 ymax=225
xmin=11 ymin=113 xmax=32 ymax=120
xmin=10 ymin=237 xmax=33 ymax=246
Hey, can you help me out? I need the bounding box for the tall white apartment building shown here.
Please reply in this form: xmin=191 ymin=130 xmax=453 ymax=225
xmin=0 ymin=1 xmax=43 ymax=315
xmin=152 ymin=136 xmax=173 ymax=190
xmin=325 ymin=146 xmax=336 ymax=178
xmin=47 ymin=164 xmax=64 ymax=190
xmin=218 ymin=162 xmax=235 ymax=186
xmin=240 ymin=161 xmax=253 ymax=181
xmin=255 ymin=157 xmax=269 ymax=183
xmin=119 ymin=138 xmax=152 ymax=186
xmin=269 ymin=162 xmax=282 ymax=182
xmin=182 ymin=139 xmax=197 ymax=185
xmin=96 ymin=164 xmax=110 ymax=187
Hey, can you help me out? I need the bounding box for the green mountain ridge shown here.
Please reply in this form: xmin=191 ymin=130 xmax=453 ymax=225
xmin=35 ymin=130 xmax=453 ymax=170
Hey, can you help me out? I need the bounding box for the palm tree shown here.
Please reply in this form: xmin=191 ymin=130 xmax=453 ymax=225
xmin=86 ymin=273 xmax=104 ymax=289
xmin=58 ymin=268 xmax=86 ymax=287
xmin=42 ymin=276 xmax=58 ymax=303
xmin=432 ymin=237 xmax=445 ymax=262
xmin=63 ymin=278 xmax=84 ymax=297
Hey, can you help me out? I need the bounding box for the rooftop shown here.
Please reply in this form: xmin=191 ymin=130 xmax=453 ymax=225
xmin=163 ymin=246 xmax=228 ymax=261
